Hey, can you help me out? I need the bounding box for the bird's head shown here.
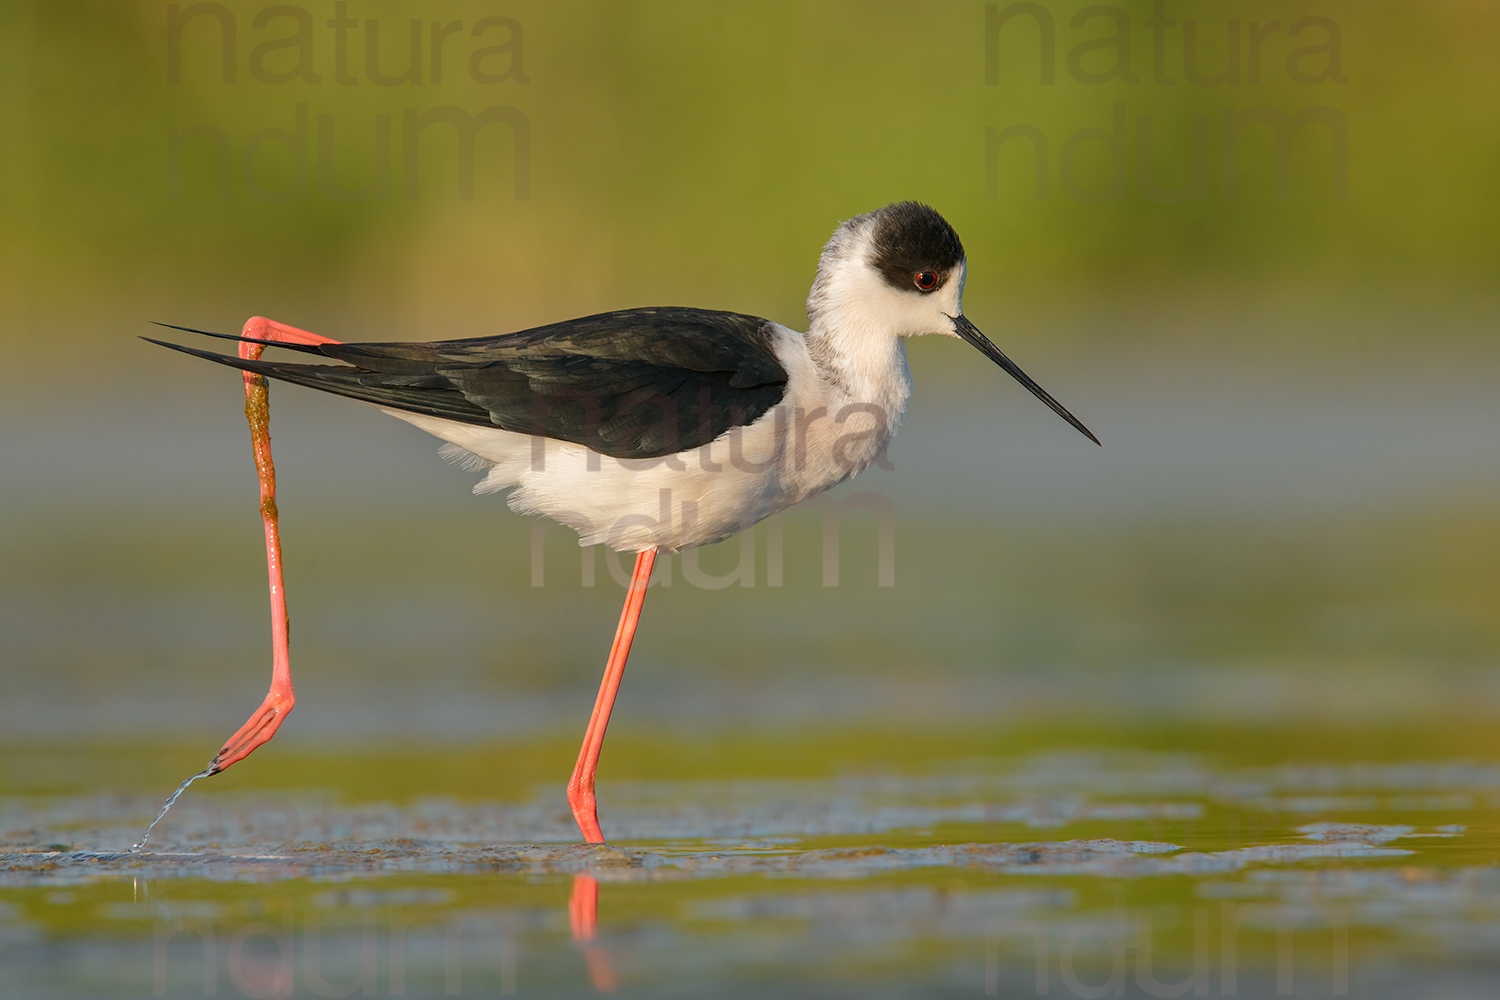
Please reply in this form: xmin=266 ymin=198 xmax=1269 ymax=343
xmin=809 ymin=201 xmax=966 ymax=339
xmin=809 ymin=201 xmax=1099 ymax=445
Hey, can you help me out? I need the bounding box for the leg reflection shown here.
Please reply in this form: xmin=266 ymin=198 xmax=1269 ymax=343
xmin=569 ymin=873 xmax=617 ymax=991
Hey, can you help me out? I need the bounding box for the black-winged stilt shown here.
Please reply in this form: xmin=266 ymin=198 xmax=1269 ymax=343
xmin=147 ymin=201 xmax=1098 ymax=844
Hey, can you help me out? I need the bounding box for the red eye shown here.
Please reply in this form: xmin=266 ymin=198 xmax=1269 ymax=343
xmin=915 ymin=271 xmax=938 ymax=291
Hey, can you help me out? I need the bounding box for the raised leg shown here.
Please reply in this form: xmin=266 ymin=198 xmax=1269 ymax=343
xmin=210 ymin=317 xmax=340 ymax=774
xmin=566 ymin=548 xmax=658 ymax=842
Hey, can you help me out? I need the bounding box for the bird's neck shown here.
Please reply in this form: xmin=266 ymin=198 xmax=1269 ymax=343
xmin=805 ymin=274 xmax=914 ymax=421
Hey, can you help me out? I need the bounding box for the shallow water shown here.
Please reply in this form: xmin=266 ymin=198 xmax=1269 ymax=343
xmin=4 ymin=742 xmax=1500 ymax=997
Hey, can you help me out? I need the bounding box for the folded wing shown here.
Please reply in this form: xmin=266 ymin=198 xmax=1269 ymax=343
xmin=149 ymin=307 xmax=789 ymax=460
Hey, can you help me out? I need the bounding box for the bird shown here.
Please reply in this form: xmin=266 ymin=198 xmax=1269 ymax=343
xmin=146 ymin=201 xmax=1098 ymax=844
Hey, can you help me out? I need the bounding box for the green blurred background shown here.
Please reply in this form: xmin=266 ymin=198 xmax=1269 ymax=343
xmin=1 ymin=0 xmax=1498 ymax=767
xmin=3 ymin=0 xmax=1496 ymax=353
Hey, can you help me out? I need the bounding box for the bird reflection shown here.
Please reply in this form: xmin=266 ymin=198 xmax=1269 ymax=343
xmin=569 ymin=873 xmax=617 ymax=991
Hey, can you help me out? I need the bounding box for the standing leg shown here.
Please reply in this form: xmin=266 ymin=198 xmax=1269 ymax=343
xmin=211 ymin=317 xmax=340 ymax=774
xmin=566 ymin=548 xmax=658 ymax=842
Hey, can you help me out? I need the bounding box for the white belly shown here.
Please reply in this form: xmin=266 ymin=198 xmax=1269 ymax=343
xmin=378 ymin=326 xmax=911 ymax=551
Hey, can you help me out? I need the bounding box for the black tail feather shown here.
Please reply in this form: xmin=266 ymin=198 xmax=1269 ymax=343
xmin=149 ymin=322 xmax=329 ymax=355
xmin=142 ymin=336 xmax=496 ymax=427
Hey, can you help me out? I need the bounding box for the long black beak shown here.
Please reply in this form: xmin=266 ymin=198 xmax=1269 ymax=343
xmin=950 ymin=314 xmax=1100 ymax=446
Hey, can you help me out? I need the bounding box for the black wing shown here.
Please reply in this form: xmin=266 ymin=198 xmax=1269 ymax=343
xmin=148 ymin=307 xmax=789 ymax=460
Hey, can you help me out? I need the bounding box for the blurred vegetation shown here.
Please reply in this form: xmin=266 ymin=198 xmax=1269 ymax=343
xmin=0 ymin=0 xmax=1496 ymax=358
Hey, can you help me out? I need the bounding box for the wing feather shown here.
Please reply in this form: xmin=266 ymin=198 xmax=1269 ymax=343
xmin=147 ymin=307 xmax=789 ymax=460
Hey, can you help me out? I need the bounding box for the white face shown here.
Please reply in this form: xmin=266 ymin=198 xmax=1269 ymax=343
xmin=932 ymin=261 xmax=967 ymax=330
xmin=851 ymin=250 xmax=968 ymax=339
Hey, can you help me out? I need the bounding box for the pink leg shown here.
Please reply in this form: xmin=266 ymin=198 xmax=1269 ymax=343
xmin=566 ymin=549 xmax=658 ymax=842
xmin=210 ymin=317 xmax=340 ymax=774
